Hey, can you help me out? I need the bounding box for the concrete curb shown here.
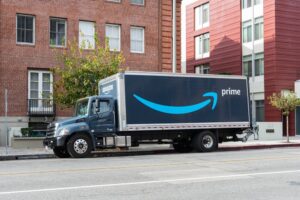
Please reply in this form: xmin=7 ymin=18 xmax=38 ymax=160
xmin=0 ymin=154 xmax=55 ymax=161
xmin=1 ymin=143 xmax=300 ymax=161
xmin=0 ymin=149 xmax=175 ymax=161
xmin=219 ymin=143 xmax=300 ymax=151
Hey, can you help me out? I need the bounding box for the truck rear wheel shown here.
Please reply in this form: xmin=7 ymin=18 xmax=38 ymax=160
xmin=173 ymin=139 xmax=193 ymax=153
xmin=53 ymin=147 xmax=70 ymax=158
xmin=193 ymin=131 xmax=218 ymax=152
xmin=67 ymin=133 xmax=92 ymax=158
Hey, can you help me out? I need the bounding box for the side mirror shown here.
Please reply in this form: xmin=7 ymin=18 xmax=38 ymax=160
xmin=95 ymin=99 xmax=100 ymax=113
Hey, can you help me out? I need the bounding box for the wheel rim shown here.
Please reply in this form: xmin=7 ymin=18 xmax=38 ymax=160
xmin=74 ymin=139 xmax=88 ymax=154
xmin=202 ymin=135 xmax=213 ymax=149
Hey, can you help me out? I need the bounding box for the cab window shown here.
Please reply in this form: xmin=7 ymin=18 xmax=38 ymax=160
xmin=92 ymin=100 xmax=110 ymax=115
xmin=99 ymin=101 xmax=110 ymax=113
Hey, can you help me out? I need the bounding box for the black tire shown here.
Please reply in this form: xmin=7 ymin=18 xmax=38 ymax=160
xmin=67 ymin=133 xmax=92 ymax=158
xmin=193 ymin=131 xmax=218 ymax=152
xmin=173 ymin=139 xmax=193 ymax=153
xmin=53 ymin=147 xmax=70 ymax=158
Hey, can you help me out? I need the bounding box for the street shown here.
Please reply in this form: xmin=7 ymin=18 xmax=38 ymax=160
xmin=1 ymin=148 xmax=300 ymax=200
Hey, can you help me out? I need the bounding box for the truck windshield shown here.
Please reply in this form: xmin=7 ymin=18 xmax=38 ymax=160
xmin=75 ymin=99 xmax=89 ymax=117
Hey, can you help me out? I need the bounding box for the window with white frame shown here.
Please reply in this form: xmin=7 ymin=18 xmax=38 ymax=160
xmin=130 ymin=26 xmax=144 ymax=53
xmin=195 ymin=3 xmax=209 ymax=30
xmin=255 ymin=100 xmax=264 ymax=121
xmin=254 ymin=0 xmax=261 ymax=5
xmin=254 ymin=53 xmax=264 ymax=75
xmin=131 ymin=0 xmax=144 ymax=5
xmin=242 ymin=0 xmax=252 ymax=9
xmin=105 ymin=24 xmax=121 ymax=51
xmin=242 ymin=20 xmax=252 ymax=43
xmin=242 ymin=53 xmax=264 ymax=77
xmin=50 ymin=18 xmax=66 ymax=47
xmin=254 ymin=17 xmax=263 ymax=40
xmin=195 ymin=33 xmax=210 ymax=59
xmin=195 ymin=64 xmax=210 ymax=74
xmin=79 ymin=21 xmax=95 ymax=49
xmin=107 ymin=0 xmax=121 ymax=2
xmin=28 ymin=71 xmax=53 ymax=109
xmin=16 ymin=14 xmax=35 ymax=44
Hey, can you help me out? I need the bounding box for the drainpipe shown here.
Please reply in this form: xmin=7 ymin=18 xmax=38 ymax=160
xmin=172 ymin=0 xmax=177 ymax=73
xmin=251 ymin=0 xmax=256 ymax=128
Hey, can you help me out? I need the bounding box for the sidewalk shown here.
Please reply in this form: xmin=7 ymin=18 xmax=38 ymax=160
xmin=219 ymin=138 xmax=300 ymax=151
xmin=1 ymin=138 xmax=300 ymax=161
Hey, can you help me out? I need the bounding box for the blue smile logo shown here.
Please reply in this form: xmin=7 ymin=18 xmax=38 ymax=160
xmin=133 ymin=92 xmax=218 ymax=115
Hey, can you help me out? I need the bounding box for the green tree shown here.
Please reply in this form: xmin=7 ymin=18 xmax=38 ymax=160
xmin=52 ymin=38 xmax=125 ymax=108
xmin=268 ymin=91 xmax=300 ymax=142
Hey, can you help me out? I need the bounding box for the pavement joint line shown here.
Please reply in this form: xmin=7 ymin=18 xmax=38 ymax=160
xmin=1 ymin=169 xmax=300 ymax=195
xmin=1 ymin=155 xmax=300 ymax=177
xmin=214 ymin=155 xmax=300 ymax=163
xmin=0 ymin=162 xmax=202 ymax=176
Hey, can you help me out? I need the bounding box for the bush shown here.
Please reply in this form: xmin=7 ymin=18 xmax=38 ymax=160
xmin=20 ymin=128 xmax=33 ymax=137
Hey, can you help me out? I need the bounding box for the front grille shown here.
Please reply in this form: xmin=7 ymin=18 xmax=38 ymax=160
xmin=46 ymin=123 xmax=56 ymax=137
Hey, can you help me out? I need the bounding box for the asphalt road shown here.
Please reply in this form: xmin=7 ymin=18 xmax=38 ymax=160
xmin=1 ymin=148 xmax=300 ymax=200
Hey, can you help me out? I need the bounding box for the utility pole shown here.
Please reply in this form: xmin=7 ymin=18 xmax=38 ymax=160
xmin=5 ymin=89 xmax=8 ymax=155
xmin=251 ymin=0 xmax=256 ymax=129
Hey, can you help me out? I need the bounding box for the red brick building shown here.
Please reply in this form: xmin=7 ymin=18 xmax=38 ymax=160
xmin=0 ymin=0 xmax=181 ymax=145
xmin=183 ymin=0 xmax=300 ymax=137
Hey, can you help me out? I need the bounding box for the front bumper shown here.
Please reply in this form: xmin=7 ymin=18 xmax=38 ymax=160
xmin=43 ymin=136 xmax=67 ymax=149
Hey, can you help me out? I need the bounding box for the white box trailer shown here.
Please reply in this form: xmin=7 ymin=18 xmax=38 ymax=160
xmin=99 ymin=71 xmax=251 ymax=131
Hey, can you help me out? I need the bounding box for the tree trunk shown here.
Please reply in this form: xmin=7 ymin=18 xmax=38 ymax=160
xmin=286 ymin=114 xmax=289 ymax=143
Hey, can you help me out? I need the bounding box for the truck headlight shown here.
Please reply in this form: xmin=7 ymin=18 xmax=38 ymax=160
xmin=55 ymin=123 xmax=59 ymax=131
xmin=56 ymin=128 xmax=69 ymax=137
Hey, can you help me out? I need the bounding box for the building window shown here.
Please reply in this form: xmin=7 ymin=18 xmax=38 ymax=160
xmin=130 ymin=26 xmax=144 ymax=53
xmin=105 ymin=24 xmax=121 ymax=51
xmin=255 ymin=53 xmax=264 ymax=76
xmin=131 ymin=0 xmax=144 ymax=5
xmin=242 ymin=20 xmax=252 ymax=43
xmin=195 ymin=33 xmax=210 ymax=59
xmin=255 ymin=100 xmax=265 ymax=122
xmin=242 ymin=0 xmax=252 ymax=9
xmin=254 ymin=17 xmax=264 ymax=40
xmin=242 ymin=55 xmax=251 ymax=76
xmin=195 ymin=64 xmax=210 ymax=74
xmin=242 ymin=0 xmax=261 ymax=8
xmin=50 ymin=18 xmax=66 ymax=47
xmin=254 ymin=0 xmax=261 ymax=5
xmin=28 ymin=71 xmax=53 ymax=109
xmin=16 ymin=14 xmax=35 ymax=44
xmin=242 ymin=53 xmax=264 ymax=76
xmin=79 ymin=21 xmax=95 ymax=49
xmin=195 ymin=3 xmax=209 ymax=30
xmin=107 ymin=0 xmax=121 ymax=2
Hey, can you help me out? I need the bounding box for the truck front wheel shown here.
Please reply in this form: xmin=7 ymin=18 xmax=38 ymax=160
xmin=67 ymin=133 xmax=92 ymax=158
xmin=193 ymin=131 xmax=218 ymax=152
xmin=53 ymin=147 xmax=70 ymax=158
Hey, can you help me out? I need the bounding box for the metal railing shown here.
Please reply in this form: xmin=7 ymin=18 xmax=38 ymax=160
xmin=28 ymin=99 xmax=56 ymax=116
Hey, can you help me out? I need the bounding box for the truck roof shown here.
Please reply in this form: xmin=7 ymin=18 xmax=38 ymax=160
xmin=99 ymin=71 xmax=247 ymax=85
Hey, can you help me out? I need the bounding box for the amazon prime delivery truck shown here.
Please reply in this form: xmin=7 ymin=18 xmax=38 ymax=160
xmin=44 ymin=71 xmax=256 ymax=158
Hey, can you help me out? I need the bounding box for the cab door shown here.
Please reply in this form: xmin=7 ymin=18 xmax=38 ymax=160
xmin=89 ymin=99 xmax=115 ymax=135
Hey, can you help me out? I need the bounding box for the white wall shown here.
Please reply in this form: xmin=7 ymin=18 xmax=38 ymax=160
xmin=295 ymin=80 xmax=300 ymax=98
xmin=181 ymin=0 xmax=198 ymax=73
xmin=248 ymin=122 xmax=283 ymax=141
xmin=0 ymin=117 xmax=28 ymax=146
